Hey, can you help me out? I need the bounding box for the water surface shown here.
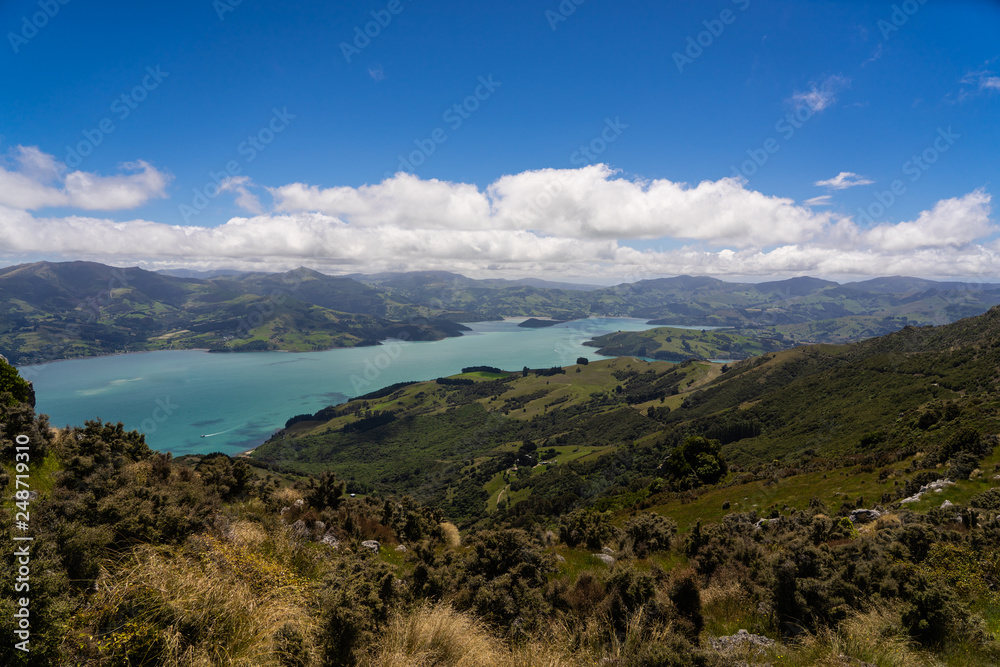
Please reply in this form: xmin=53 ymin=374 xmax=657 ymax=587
xmin=23 ymin=318 xmax=670 ymax=456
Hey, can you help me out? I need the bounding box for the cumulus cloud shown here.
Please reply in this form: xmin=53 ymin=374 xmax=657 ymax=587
xmin=0 ymin=159 xmax=996 ymax=281
xmin=862 ymin=190 xmax=993 ymax=251
xmin=815 ymin=171 xmax=874 ymax=190
xmin=273 ymin=165 xmax=832 ymax=247
xmin=788 ymin=75 xmax=850 ymax=112
xmin=0 ymin=146 xmax=170 ymax=210
xmin=0 ymin=188 xmax=996 ymax=281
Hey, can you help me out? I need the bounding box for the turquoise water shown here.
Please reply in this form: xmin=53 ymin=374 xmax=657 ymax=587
xmin=20 ymin=318 xmax=666 ymax=457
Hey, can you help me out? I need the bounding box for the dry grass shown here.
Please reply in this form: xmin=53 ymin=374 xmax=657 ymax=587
xmin=273 ymin=485 xmax=304 ymax=508
xmin=365 ymin=604 xmax=583 ymax=667
xmin=858 ymin=511 xmax=903 ymax=536
xmin=789 ymin=603 xmax=928 ymax=667
xmin=77 ymin=537 xmax=319 ymax=666
xmin=440 ymin=522 xmax=461 ymax=548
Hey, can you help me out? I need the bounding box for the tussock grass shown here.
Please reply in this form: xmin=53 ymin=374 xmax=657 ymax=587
xmin=783 ymin=604 xmax=926 ymax=667
xmin=701 ymin=578 xmax=771 ymax=637
xmin=440 ymin=522 xmax=461 ymax=548
xmin=272 ymin=485 xmax=304 ymax=508
xmin=365 ymin=604 xmax=583 ymax=667
xmin=75 ymin=535 xmax=319 ymax=666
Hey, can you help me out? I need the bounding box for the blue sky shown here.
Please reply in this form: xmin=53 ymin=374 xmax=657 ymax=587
xmin=1 ymin=0 xmax=998 ymax=281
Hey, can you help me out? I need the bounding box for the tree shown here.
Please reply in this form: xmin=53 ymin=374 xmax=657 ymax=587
xmin=309 ymin=470 xmax=346 ymax=510
xmin=576 ymin=357 xmax=589 ymax=365
xmin=660 ymin=435 xmax=727 ymax=488
xmin=0 ymin=357 xmax=34 ymax=407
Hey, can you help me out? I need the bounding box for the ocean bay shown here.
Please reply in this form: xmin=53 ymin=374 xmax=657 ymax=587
xmin=22 ymin=317 xmax=664 ymax=457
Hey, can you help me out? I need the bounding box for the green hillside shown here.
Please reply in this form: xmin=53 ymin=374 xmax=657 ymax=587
xmin=584 ymin=326 xmax=788 ymax=361
xmin=4 ymin=310 xmax=1000 ymax=665
xmin=6 ymin=261 xmax=1000 ymax=365
xmin=0 ymin=262 xmax=467 ymax=364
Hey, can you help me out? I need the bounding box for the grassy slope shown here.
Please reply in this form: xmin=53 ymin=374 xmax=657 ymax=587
xmin=254 ymin=308 xmax=1000 ymax=540
xmin=584 ymin=326 xmax=788 ymax=361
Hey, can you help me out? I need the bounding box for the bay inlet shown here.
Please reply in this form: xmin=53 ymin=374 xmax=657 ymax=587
xmin=24 ymin=318 xmax=670 ymax=457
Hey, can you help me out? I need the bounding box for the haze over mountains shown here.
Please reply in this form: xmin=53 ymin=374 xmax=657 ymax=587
xmin=3 ymin=260 xmax=1000 ymax=366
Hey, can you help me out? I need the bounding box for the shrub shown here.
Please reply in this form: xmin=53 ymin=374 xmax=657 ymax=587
xmin=969 ymin=487 xmax=1000 ymax=511
xmin=559 ymin=510 xmax=622 ymax=550
xmin=668 ymin=568 xmax=704 ymax=642
xmin=623 ymin=512 xmax=677 ymax=557
xmin=660 ymin=436 xmax=727 ymax=489
xmin=901 ymin=573 xmax=972 ymax=645
xmin=0 ymin=357 xmax=33 ymax=406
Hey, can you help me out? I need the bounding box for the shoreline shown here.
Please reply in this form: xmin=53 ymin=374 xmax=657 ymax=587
xmin=15 ymin=316 xmax=661 ymax=368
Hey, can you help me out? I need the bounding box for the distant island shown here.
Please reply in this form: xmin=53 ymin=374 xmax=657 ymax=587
xmin=517 ymin=317 xmax=567 ymax=328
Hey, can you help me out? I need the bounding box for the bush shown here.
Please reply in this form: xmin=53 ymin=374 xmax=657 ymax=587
xmin=902 ymin=573 xmax=972 ymax=645
xmin=559 ymin=510 xmax=622 ymax=550
xmin=660 ymin=436 xmax=728 ymax=489
xmin=668 ymin=568 xmax=704 ymax=642
xmin=0 ymin=357 xmax=33 ymax=406
xmin=969 ymin=487 xmax=1000 ymax=511
xmin=623 ymin=512 xmax=678 ymax=557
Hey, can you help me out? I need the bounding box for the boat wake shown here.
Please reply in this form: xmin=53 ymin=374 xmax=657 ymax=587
xmin=200 ymin=427 xmax=236 ymax=438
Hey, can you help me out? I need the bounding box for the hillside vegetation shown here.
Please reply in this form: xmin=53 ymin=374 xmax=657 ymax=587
xmin=4 ymin=308 xmax=1000 ymax=665
xmin=584 ymin=326 xmax=788 ymax=361
xmin=5 ymin=261 xmax=1000 ymax=364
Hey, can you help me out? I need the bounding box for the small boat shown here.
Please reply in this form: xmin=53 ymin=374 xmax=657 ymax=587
xmin=200 ymin=434 xmax=207 ymax=438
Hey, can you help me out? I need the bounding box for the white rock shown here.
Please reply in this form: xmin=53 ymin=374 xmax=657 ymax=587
xmin=594 ymin=553 xmax=615 ymax=565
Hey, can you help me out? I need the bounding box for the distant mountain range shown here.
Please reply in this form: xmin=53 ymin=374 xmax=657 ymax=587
xmin=2 ymin=260 xmax=1000 ymax=365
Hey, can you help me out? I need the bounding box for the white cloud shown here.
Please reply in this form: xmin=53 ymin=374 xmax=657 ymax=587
xmin=788 ymin=75 xmax=851 ymax=112
xmin=0 ymin=187 xmax=995 ymax=281
xmin=862 ymin=44 xmax=883 ymax=67
xmin=815 ymin=171 xmax=875 ymax=190
xmin=862 ymin=190 xmax=993 ymax=251
xmin=0 ymin=146 xmax=170 ymax=210
xmin=962 ymin=69 xmax=1000 ymax=91
xmin=219 ymin=176 xmax=264 ymax=215
xmin=0 ymin=160 xmax=995 ymax=281
xmin=273 ymin=165 xmax=832 ymax=247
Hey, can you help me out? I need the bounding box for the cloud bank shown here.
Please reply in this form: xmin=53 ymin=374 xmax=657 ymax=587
xmin=0 ymin=146 xmax=996 ymax=281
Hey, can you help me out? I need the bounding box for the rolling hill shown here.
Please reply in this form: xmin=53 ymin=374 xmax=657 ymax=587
xmin=5 ymin=259 xmax=1000 ymax=365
